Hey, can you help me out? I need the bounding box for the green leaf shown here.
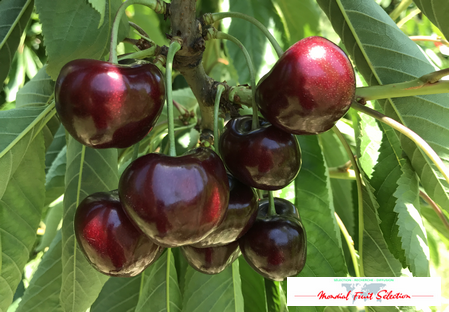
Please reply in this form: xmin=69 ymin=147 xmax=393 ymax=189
xmin=0 ymin=129 xmax=45 ymax=311
xmin=88 ymin=0 xmax=107 ymax=28
xmin=16 ymin=231 xmax=63 ymax=312
xmin=91 ymin=274 xmax=141 ymax=312
xmin=414 ymin=0 xmax=449 ymax=41
xmin=0 ymin=0 xmax=34 ymax=84
xmin=371 ymin=141 xmax=406 ymax=266
xmin=15 ymin=65 xmax=54 ymax=108
xmin=182 ymin=260 xmax=244 ymax=312
xmin=350 ymin=107 xmax=403 ymax=277
xmin=35 ymin=0 xmax=129 ymax=79
xmin=319 ymin=131 xmax=354 ymax=236
xmin=45 ymin=145 xmax=66 ymax=207
xmin=316 ymin=0 xmax=449 ymax=213
xmin=352 ymin=105 xmax=382 ymax=179
xmin=294 ymin=135 xmax=347 ymax=311
xmin=273 ymin=0 xmax=321 ymax=46
xmin=420 ymin=204 xmax=449 ymax=241
xmin=393 ymin=160 xmax=430 ymax=277
xmin=60 ymin=137 xmax=119 ymax=312
xmin=360 ymin=177 xmax=402 ymax=277
xmin=127 ymin=5 xmax=168 ymax=47
xmin=239 ymin=257 xmax=267 ymax=312
xmin=228 ymin=0 xmax=278 ymax=83
xmin=45 ymin=125 xmax=66 ymax=174
xmin=135 ymin=249 xmax=182 ymax=312
xmin=35 ymin=201 xmax=63 ymax=253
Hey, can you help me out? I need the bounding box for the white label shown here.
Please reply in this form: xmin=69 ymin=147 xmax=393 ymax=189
xmin=287 ymin=277 xmax=441 ymax=306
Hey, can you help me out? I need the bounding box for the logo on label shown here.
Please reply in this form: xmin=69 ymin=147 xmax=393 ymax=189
xmin=287 ymin=277 xmax=441 ymax=306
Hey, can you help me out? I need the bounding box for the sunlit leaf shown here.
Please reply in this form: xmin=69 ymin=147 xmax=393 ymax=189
xmin=35 ymin=0 xmax=129 ymax=79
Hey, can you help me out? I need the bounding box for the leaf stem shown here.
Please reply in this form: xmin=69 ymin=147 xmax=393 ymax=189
xmin=139 ymin=272 xmax=145 ymax=300
xmin=332 ymin=126 xmax=365 ymax=277
xmin=355 ymin=68 xmax=449 ymax=101
xmin=268 ymin=191 xmax=276 ymax=216
xmin=334 ymin=212 xmax=360 ymax=277
xmin=108 ymin=0 xmax=167 ymax=64
xmin=166 ymin=40 xmax=182 ymax=157
xmin=214 ymin=85 xmax=225 ymax=154
xmin=215 ymin=30 xmax=259 ymax=129
xmin=204 ymin=12 xmax=284 ymax=58
xmin=419 ymin=191 xmax=449 ymax=232
xmin=351 ymin=101 xmax=449 ymax=186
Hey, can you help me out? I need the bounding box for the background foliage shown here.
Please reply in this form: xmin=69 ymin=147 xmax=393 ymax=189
xmin=1 ymin=0 xmax=449 ymax=311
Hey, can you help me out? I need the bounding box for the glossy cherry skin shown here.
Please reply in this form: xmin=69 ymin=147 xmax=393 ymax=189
xmin=55 ymin=59 xmax=165 ymax=148
xmin=74 ymin=190 xmax=164 ymax=277
xmin=192 ymin=174 xmax=258 ymax=247
xmin=219 ymin=116 xmax=301 ymax=190
xmin=239 ymin=198 xmax=307 ymax=281
xmin=181 ymin=241 xmax=240 ymax=275
xmin=256 ymin=36 xmax=355 ymax=134
xmin=119 ymin=147 xmax=229 ymax=247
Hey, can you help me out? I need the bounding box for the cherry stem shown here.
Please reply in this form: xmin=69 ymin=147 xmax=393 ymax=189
xmin=332 ymin=126 xmax=365 ymax=277
xmin=166 ymin=40 xmax=182 ymax=157
xmin=205 ymin=12 xmax=284 ymax=58
xmin=108 ymin=0 xmax=167 ymax=64
xmin=166 ymin=248 xmax=171 ymax=312
xmin=117 ymin=45 xmax=159 ymax=61
xmin=419 ymin=191 xmax=449 ymax=233
xmin=410 ymin=35 xmax=449 ymax=47
xmin=351 ymin=101 xmax=449 ymax=186
xmin=355 ymin=68 xmax=449 ymax=101
xmin=334 ymin=212 xmax=360 ymax=277
xmin=268 ymin=191 xmax=276 ymax=216
xmin=139 ymin=272 xmax=145 ymax=301
xmin=215 ymin=30 xmax=259 ymax=129
xmin=214 ymin=84 xmax=225 ymax=154
xmin=389 ymin=0 xmax=413 ymax=21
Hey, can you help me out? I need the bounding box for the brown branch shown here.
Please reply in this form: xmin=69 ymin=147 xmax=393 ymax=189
xmin=170 ymin=0 xmax=217 ymax=131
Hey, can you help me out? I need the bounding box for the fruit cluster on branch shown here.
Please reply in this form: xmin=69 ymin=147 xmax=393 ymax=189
xmin=54 ymin=0 xmax=357 ymax=281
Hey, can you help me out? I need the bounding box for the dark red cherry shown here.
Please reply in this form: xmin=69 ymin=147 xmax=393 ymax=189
xmin=256 ymin=36 xmax=355 ymax=134
xmin=239 ymin=198 xmax=307 ymax=281
xmin=74 ymin=190 xmax=164 ymax=277
xmin=192 ymin=174 xmax=258 ymax=247
xmin=118 ymin=147 xmax=229 ymax=247
xmin=55 ymin=59 xmax=165 ymax=148
xmin=181 ymin=241 xmax=240 ymax=275
xmin=219 ymin=116 xmax=301 ymax=190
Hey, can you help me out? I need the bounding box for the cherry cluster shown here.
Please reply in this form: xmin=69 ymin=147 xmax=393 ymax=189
xmin=55 ymin=36 xmax=355 ymax=281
